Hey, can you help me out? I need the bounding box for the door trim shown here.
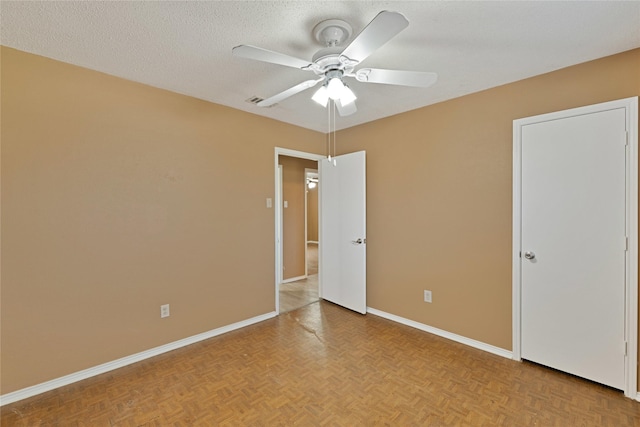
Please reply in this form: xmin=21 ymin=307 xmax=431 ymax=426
xmin=274 ymin=148 xmax=325 ymax=314
xmin=512 ymin=96 xmax=638 ymax=398
xmin=276 ymin=164 xmax=283 ymax=295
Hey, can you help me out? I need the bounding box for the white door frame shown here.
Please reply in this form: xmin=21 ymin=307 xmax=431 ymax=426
xmin=274 ymin=148 xmax=325 ymax=314
xmin=276 ymin=164 xmax=283 ymax=289
xmin=512 ymin=96 xmax=638 ymax=399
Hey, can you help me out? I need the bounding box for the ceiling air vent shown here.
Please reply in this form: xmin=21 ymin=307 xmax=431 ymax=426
xmin=245 ymin=96 xmax=264 ymax=105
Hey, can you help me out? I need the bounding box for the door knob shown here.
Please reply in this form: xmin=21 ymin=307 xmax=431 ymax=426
xmin=352 ymin=238 xmax=363 ymax=245
xmin=524 ymin=251 xmax=536 ymax=260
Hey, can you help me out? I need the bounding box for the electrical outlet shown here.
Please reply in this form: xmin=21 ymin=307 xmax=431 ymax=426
xmin=423 ymin=290 xmax=432 ymax=303
xmin=160 ymin=304 xmax=170 ymax=318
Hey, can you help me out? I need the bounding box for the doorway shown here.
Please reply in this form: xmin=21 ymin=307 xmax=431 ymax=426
xmin=275 ymin=149 xmax=324 ymax=314
xmin=512 ymin=97 xmax=638 ymax=398
xmin=274 ymin=148 xmax=368 ymax=316
xmin=278 ymin=160 xmax=319 ymax=313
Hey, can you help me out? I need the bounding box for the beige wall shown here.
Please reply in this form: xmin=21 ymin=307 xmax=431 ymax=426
xmin=0 ymin=47 xmax=324 ymax=394
xmin=2 ymin=45 xmax=640 ymax=396
xmin=279 ymin=156 xmax=317 ymax=280
xmin=337 ymin=49 xmax=640 ymax=354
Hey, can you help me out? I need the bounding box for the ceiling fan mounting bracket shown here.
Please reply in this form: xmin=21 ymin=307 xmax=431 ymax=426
xmin=313 ymin=19 xmax=352 ymax=47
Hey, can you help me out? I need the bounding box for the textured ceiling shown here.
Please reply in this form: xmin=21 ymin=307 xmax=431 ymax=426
xmin=2 ymin=1 xmax=639 ymax=132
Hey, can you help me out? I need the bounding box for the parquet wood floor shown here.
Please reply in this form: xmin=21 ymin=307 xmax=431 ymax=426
xmin=2 ymin=301 xmax=639 ymax=426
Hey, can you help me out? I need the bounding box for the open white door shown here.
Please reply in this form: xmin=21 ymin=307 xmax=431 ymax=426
xmin=319 ymin=151 xmax=366 ymax=314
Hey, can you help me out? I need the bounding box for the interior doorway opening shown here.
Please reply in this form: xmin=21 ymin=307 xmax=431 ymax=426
xmin=278 ymin=164 xmax=319 ymax=313
xmin=275 ymin=148 xmax=325 ymax=314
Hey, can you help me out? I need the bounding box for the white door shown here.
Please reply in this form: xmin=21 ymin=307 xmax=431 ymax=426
xmin=519 ymin=108 xmax=627 ymax=389
xmin=319 ymin=151 xmax=366 ymax=314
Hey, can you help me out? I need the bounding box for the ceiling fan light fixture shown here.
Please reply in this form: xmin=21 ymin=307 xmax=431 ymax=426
xmin=326 ymin=77 xmax=345 ymax=100
xmin=340 ymin=85 xmax=357 ymax=106
xmin=312 ymin=85 xmax=329 ymax=106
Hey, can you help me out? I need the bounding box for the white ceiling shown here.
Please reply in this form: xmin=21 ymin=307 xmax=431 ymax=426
xmin=2 ymin=1 xmax=639 ymax=133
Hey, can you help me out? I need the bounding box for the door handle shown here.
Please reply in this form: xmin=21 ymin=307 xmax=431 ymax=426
xmin=352 ymin=238 xmax=364 ymax=245
xmin=524 ymin=251 xmax=536 ymax=260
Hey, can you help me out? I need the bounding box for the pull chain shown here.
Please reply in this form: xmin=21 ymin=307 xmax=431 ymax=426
xmin=325 ymin=100 xmax=338 ymax=166
xmin=332 ymin=101 xmax=337 ymax=166
xmin=327 ymin=99 xmax=331 ymax=162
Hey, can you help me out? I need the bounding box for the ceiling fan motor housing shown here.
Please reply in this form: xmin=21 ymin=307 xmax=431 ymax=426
xmin=311 ymin=47 xmax=344 ymax=71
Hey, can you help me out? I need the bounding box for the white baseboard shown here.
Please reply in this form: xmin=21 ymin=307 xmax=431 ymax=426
xmin=0 ymin=311 xmax=277 ymax=406
xmin=636 ymin=392 xmax=640 ymax=402
xmin=366 ymin=307 xmax=512 ymax=359
xmin=281 ymin=275 xmax=306 ymax=284
xmin=307 ymin=241 xmax=319 ymax=245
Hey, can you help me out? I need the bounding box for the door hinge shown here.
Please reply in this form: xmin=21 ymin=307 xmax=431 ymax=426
xmin=624 ymin=341 xmax=628 ymax=356
xmin=625 ymin=236 xmax=629 ymax=251
xmin=625 ymin=131 xmax=629 ymax=146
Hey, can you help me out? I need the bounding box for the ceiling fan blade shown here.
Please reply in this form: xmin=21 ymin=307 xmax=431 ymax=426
xmin=355 ymin=68 xmax=438 ymax=88
xmin=336 ymin=99 xmax=357 ymax=116
xmin=339 ymin=11 xmax=409 ymax=65
xmin=257 ymin=78 xmax=323 ymax=107
xmin=232 ymin=45 xmax=313 ymax=70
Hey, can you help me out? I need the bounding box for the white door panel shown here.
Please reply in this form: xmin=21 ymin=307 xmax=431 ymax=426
xmin=319 ymin=151 xmax=366 ymax=314
xmin=520 ymin=108 xmax=626 ymax=389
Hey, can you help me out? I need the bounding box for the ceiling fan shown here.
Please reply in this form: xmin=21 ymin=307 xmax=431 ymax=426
xmin=232 ymin=11 xmax=437 ymax=116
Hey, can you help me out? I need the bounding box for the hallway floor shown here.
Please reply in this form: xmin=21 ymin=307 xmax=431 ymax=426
xmin=279 ymin=243 xmax=318 ymax=313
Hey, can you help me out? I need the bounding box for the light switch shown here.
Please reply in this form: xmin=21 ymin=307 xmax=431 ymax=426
xmin=266 ymin=198 xmax=272 ymax=208
xmin=284 ymin=201 xmax=288 ymax=208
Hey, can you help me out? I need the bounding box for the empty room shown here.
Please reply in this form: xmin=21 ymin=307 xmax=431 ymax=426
xmin=2 ymin=1 xmax=640 ymax=425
